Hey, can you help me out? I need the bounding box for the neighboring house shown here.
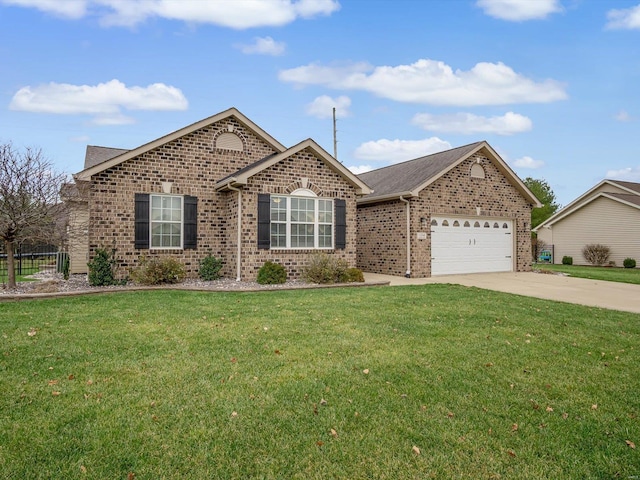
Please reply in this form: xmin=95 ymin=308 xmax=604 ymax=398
xmin=356 ymin=141 xmax=541 ymax=277
xmin=534 ymin=179 xmax=640 ymax=266
xmin=63 ymin=108 xmax=371 ymax=280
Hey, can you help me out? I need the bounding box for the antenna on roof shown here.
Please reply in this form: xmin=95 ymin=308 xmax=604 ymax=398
xmin=332 ymin=107 xmax=338 ymax=161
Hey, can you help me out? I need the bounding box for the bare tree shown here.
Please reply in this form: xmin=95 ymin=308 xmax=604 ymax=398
xmin=0 ymin=143 xmax=67 ymax=288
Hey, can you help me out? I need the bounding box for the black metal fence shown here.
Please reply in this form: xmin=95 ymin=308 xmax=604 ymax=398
xmin=0 ymin=244 xmax=63 ymax=283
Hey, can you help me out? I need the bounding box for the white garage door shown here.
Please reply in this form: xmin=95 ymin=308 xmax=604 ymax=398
xmin=431 ymin=217 xmax=513 ymax=276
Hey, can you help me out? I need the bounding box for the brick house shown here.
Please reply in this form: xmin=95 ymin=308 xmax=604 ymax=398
xmin=356 ymin=141 xmax=541 ymax=277
xmin=64 ymin=108 xmax=371 ymax=280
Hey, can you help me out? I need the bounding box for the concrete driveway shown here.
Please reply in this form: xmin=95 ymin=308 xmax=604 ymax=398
xmin=363 ymin=271 xmax=640 ymax=314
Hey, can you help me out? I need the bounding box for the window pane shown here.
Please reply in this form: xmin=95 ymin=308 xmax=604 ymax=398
xmin=318 ymin=224 xmax=333 ymax=248
xmin=270 ymin=223 xmax=286 ymax=248
xmin=291 ymin=224 xmax=314 ymax=248
xmin=150 ymin=195 xmax=183 ymax=249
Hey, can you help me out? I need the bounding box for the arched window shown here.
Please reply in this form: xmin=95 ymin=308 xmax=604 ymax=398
xmin=503 ymin=223 xmax=509 ymax=229
xmin=474 ymin=221 xmax=481 ymax=228
xmin=493 ymin=222 xmax=499 ymax=228
xmin=470 ymin=163 xmax=485 ymax=179
xmin=216 ymin=132 xmax=243 ymax=151
xmin=464 ymin=221 xmax=470 ymax=227
xmin=484 ymin=222 xmax=490 ymax=228
xmin=431 ymin=219 xmax=438 ymax=226
xmin=453 ymin=220 xmax=460 ymax=227
xmin=442 ymin=220 xmax=449 ymax=226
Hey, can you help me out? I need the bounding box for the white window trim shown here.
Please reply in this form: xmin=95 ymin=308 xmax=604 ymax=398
xmin=270 ymin=192 xmax=334 ymax=250
xmin=150 ymin=194 xmax=184 ymax=250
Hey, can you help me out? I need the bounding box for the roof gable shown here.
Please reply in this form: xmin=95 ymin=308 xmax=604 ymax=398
xmin=84 ymin=146 xmax=130 ymax=169
xmin=357 ymin=141 xmax=540 ymax=206
xmin=534 ymin=179 xmax=640 ymax=230
xmin=215 ymin=138 xmax=372 ymax=195
xmin=75 ymin=108 xmax=286 ymax=181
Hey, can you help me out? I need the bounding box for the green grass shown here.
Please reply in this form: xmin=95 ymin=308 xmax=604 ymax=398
xmin=536 ymin=263 xmax=640 ymax=285
xmin=1 ymin=286 xmax=639 ymax=479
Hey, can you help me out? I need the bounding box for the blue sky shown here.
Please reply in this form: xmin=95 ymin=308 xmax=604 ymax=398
xmin=1 ymin=0 xmax=639 ymax=206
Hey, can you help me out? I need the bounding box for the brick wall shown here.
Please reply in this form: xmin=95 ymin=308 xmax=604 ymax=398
xmin=357 ymin=153 xmax=533 ymax=277
xmin=86 ymin=119 xmax=359 ymax=281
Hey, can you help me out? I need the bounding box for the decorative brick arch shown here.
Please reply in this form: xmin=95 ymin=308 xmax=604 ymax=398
xmin=284 ymin=178 xmax=323 ymax=196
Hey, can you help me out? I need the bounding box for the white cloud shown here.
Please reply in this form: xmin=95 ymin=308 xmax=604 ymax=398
xmin=279 ymin=59 xmax=567 ymax=106
xmin=353 ymin=137 xmax=452 ymax=163
xmin=348 ymin=164 xmax=374 ymax=175
xmin=0 ymin=0 xmax=87 ymax=18
xmin=512 ymin=156 xmax=544 ymax=168
xmin=606 ymin=166 xmax=640 ymax=182
xmin=476 ymin=0 xmax=562 ymax=21
xmin=9 ymin=79 xmax=188 ymax=125
xmin=0 ymin=0 xmax=341 ymax=28
xmin=606 ymin=4 xmax=640 ymax=30
xmin=306 ymin=95 xmax=351 ymax=119
xmin=615 ymin=110 xmax=633 ymax=122
xmin=412 ymin=111 xmax=532 ymax=135
xmin=237 ymin=36 xmax=285 ymax=55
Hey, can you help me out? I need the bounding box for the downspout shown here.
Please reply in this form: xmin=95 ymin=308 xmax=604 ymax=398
xmin=226 ymin=184 xmax=242 ymax=281
xmin=399 ymin=196 xmax=411 ymax=278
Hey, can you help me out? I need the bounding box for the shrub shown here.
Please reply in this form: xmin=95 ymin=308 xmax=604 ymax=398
xmin=344 ymin=267 xmax=365 ymax=283
xmin=257 ymin=261 xmax=287 ymax=285
xmin=624 ymin=258 xmax=636 ymax=269
xmin=582 ymin=244 xmax=611 ymax=266
xmin=62 ymin=255 xmax=70 ymax=281
xmin=199 ymin=254 xmax=223 ymax=281
xmin=131 ymin=256 xmax=186 ymax=285
xmin=303 ymin=253 xmax=349 ymax=284
xmin=87 ymin=248 xmax=121 ymax=286
xmin=562 ymin=256 xmax=573 ymax=265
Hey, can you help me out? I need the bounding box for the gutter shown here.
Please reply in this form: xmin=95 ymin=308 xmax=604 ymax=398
xmin=399 ymin=196 xmax=411 ymax=278
xmin=225 ymin=183 xmax=243 ymax=282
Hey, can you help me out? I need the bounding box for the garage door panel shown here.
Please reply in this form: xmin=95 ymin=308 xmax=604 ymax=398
xmin=431 ymin=217 xmax=513 ymax=276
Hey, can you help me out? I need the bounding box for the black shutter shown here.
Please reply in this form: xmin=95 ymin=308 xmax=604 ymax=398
xmin=183 ymin=195 xmax=198 ymax=249
xmin=335 ymin=198 xmax=346 ymax=250
xmin=134 ymin=193 xmax=150 ymax=249
xmin=257 ymin=193 xmax=270 ymax=249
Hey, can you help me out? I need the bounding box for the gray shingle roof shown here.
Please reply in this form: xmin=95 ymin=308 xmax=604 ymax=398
xmin=610 ymin=180 xmax=640 ymax=195
xmin=606 ymin=192 xmax=640 ymax=207
xmin=357 ymin=141 xmax=484 ymax=201
xmin=84 ymin=145 xmax=129 ymax=169
xmin=217 ymin=153 xmax=279 ymax=184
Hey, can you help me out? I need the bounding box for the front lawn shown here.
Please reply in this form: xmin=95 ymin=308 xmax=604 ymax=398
xmin=535 ymin=263 xmax=640 ymax=285
xmin=1 ymin=286 xmax=638 ymax=479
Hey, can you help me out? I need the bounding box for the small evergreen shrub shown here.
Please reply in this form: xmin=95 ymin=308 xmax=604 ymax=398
xmin=623 ymin=258 xmax=636 ymax=269
xmin=344 ymin=267 xmax=365 ymax=283
xmin=87 ymin=248 xmax=120 ymax=286
xmin=257 ymin=261 xmax=287 ymax=285
xmin=562 ymin=256 xmax=573 ymax=265
xmin=303 ymin=253 xmax=349 ymax=284
xmin=131 ymin=256 xmax=186 ymax=285
xmin=62 ymin=255 xmax=70 ymax=280
xmin=582 ymin=244 xmax=611 ymax=266
xmin=199 ymin=254 xmax=223 ymax=281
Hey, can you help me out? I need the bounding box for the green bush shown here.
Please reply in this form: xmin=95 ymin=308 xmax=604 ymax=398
xmin=623 ymin=258 xmax=636 ymax=269
xmin=562 ymin=256 xmax=573 ymax=265
xmin=582 ymin=244 xmax=611 ymax=266
xmin=257 ymin=261 xmax=287 ymax=285
xmin=131 ymin=256 xmax=186 ymax=285
xmin=62 ymin=255 xmax=70 ymax=281
xmin=87 ymin=248 xmax=121 ymax=286
xmin=303 ymin=253 xmax=349 ymax=284
xmin=199 ymin=254 xmax=223 ymax=281
xmin=344 ymin=267 xmax=365 ymax=283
